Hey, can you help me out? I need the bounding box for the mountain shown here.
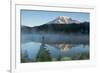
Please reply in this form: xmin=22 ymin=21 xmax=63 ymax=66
xmin=21 ymin=16 xmax=89 ymax=34
xmin=46 ymin=16 xmax=80 ymax=24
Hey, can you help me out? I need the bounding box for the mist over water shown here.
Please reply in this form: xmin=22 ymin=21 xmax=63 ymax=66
xmin=21 ymin=33 xmax=89 ymax=62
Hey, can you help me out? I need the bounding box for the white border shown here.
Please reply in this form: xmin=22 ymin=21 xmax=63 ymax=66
xmin=11 ymin=4 xmax=96 ymax=73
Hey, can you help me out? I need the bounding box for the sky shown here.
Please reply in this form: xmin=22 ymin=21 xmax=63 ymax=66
xmin=21 ymin=10 xmax=90 ymax=27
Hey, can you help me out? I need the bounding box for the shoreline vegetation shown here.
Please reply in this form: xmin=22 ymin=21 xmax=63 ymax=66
xmin=22 ymin=22 xmax=89 ymax=34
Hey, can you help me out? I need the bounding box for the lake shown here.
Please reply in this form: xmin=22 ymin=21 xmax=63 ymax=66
xmin=21 ymin=33 xmax=89 ymax=62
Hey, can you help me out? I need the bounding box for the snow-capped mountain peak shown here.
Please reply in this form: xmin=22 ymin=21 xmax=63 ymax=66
xmin=46 ymin=16 xmax=80 ymax=24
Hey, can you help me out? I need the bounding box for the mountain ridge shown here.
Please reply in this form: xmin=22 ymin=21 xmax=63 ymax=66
xmin=21 ymin=16 xmax=89 ymax=34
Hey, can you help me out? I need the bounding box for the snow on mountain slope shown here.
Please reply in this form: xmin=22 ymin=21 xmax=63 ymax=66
xmin=46 ymin=16 xmax=80 ymax=24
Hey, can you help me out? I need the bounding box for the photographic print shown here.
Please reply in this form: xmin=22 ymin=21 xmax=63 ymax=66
xmin=20 ymin=10 xmax=90 ymax=63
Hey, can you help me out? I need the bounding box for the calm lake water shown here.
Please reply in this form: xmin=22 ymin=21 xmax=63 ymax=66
xmin=21 ymin=33 xmax=89 ymax=61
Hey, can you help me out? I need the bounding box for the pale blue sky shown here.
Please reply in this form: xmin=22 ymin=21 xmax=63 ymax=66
xmin=21 ymin=10 xmax=90 ymax=27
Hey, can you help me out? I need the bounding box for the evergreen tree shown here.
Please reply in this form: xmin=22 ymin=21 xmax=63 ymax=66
xmin=36 ymin=36 xmax=52 ymax=62
xmin=57 ymin=54 xmax=61 ymax=61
